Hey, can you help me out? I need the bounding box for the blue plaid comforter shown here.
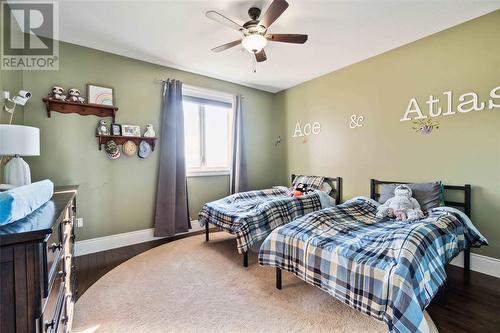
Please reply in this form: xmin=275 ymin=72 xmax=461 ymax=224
xmin=198 ymin=187 xmax=323 ymax=253
xmin=259 ymin=197 xmax=487 ymax=333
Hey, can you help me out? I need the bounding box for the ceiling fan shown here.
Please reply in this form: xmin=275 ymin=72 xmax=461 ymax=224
xmin=206 ymin=0 xmax=308 ymax=64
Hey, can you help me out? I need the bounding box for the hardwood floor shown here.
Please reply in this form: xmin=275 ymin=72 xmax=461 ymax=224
xmin=427 ymin=266 xmax=500 ymax=333
xmin=76 ymin=235 xmax=500 ymax=332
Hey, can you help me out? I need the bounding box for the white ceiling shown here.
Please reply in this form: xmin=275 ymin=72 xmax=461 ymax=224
xmin=39 ymin=1 xmax=500 ymax=92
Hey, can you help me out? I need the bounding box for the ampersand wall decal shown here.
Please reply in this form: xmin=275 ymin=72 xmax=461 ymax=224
xmin=349 ymin=114 xmax=364 ymax=129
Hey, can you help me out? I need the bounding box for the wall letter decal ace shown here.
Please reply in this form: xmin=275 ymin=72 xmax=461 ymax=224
xmin=400 ymin=86 xmax=500 ymax=122
xmin=293 ymin=121 xmax=321 ymax=137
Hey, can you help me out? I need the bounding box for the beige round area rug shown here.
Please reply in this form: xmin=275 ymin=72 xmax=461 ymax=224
xmin=73 ymin=232 xmax=438 ymax=333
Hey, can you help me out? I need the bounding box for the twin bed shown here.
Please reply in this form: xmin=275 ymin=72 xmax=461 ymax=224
xmin=198 ymin=176 xmax=488 ymax=333
xmin=198 ymin=175 xmax=342 ymax=266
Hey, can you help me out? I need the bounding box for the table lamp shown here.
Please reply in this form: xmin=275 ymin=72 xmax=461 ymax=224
xmin=0 ymin=125 xmax=40 ymax=186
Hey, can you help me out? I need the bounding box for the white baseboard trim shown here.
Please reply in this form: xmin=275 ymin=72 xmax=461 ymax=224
xmin=75 ymin=221 xmax=202 ymax=257
xmin=75 ymin=228 xmax=163 ymax=257
xmin=449 ymin=252 xmax=500 ymax=278
xmin=76 ymin=226 xmax=500 ymax=279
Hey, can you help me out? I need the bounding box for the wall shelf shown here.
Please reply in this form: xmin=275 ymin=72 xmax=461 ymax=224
xmin=43 ymin=98 xmax=118 ymax=122
xmin=96 ymin=135 xmax=157 ymax=151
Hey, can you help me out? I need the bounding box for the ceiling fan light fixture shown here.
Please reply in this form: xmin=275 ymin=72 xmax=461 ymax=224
xmin=242 ymin=34 xmax=268 ymax=53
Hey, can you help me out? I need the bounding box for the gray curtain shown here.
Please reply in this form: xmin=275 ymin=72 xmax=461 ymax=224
xmin=230 ymin=95 xmax=247 ymax=194
xmin=154 ymin=79 xmax=190 ymax=237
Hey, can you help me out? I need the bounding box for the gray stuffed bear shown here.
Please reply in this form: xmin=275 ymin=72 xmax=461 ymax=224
xmin=97 ymin=119 xmax=110 ymax=136
xmin=376 ymin=184 xmax=424 ymax=221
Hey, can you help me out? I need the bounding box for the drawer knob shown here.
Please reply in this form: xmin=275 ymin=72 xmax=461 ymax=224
xmin=60 ymin=315 xmax=68 ymax=324
xmin=58 ymin=270 xmax=67 ymax=278
xmin=49 ymin=242 xmax=62 ymax=252
xmin=63 ymin=219 xmax=73 ymax=225
xmin=44 ymin=319 xmax=55 ymax=331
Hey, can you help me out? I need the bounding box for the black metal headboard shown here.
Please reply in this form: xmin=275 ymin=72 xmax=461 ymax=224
xmin=370 ymin=178 xmax=473 ymax=283
xmin=370 ymin=179 xmax=471 ymax=217
xmin=291 ymin=174 xmax=343 ymax=205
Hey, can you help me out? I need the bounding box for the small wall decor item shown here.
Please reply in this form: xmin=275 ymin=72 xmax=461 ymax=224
xmin=48 ymin=86 xmax=66 ymax=100
xmin=400 ymin=85 xmax=499 ymax=122
xmin=122 ymin=140 xmax=138 ymax=156
xmin=412 ymin=119 xmax=439 ymax=135
xmin=138 ymin=141 xmax=152 ymax=159
xmin=143 ymin=124 xmax=156 ymax=137
xmin=292 ymin=121 xmax=321 ymax=138
xmin=274 ymin=135 xmax=281 ymax=147
xmin=111 ymin=123 xmax=122 ymax=136
xmin=104 ymin=140 xmax=121 ymax=159
xmin=96 ymin=119 xmax=110 ymax=136
xmin=121 ymin=124 xmax=141 ymax=137
xmin=87 ymin=84 xmax=114 ymax=106
xmin=65 ymin=88 xmax=85 ymax=103
xmin=349 ymin=114 xmax=364 ymax=129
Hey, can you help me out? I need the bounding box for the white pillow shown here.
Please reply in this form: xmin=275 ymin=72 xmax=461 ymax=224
xmin=319 ymin=181 xmax=333 ymax=195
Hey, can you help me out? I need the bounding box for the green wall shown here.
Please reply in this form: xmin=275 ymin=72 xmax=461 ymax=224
xmin=277 ymin=10 xmax=500 ymax=259
xmin=20 ymin=42 xmax=286 ymax=240
xmin=0 ymin=15 xmax=23 ymax=125
xmin=0 ymin=70 xmax=23 ymax=125
xmin=2 ymin=10 xmax=498 ymax=260
xmin=0 ymin=12 xmax=24 ymax=184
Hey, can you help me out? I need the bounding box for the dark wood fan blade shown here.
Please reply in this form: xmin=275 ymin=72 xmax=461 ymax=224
xmin=258 ymin=0 xmax=289 ymax=29
xmin=255 ymin=49 xmax=267 ymax=62
xmin=211 ymin=40 xmax=242 ymax=53
xmin=266 ymin=34 xmax=308 ymax=44
xmin=206 ymin=11 xmax=247 ymax=33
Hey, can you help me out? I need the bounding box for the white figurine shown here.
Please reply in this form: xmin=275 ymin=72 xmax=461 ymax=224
xmin=50 ymin=86 xmax=66 ymax=100
xmin=97 ymin=119 xmax=110 ymax=136
xmin=143 ymin=124 xmax=156 ymax=137
xmin=66 ymin=88 xmax=85 ymax=103
xmin=376 ymin=185 xmax=424 ymax=221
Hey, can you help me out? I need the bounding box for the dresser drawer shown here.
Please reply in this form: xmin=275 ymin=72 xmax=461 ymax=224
xmin=42 ymin=259 xmax=65 ymax=321
xmin=41 ymin=274 xmax=66 ymax=333
xmin=63 ymin=254 xmax=74 ymax=297
xmin=57 ymin=294 xmax=74 ymax=333
xmin=45 ymin=285 xmax=67 ymax=333
xmin=54 ymin=294 xmax=72 ymax=333
xmin=62 ymin=208 xmax=74 ymax=237
xmin=43 ymin=223 xmax=63 ymax=298
xmin=63 ymin=219 xmax=75 ymax=258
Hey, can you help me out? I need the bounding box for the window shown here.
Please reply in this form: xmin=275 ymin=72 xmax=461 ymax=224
xmin=183 ymin=86 xmax=233 ymax=176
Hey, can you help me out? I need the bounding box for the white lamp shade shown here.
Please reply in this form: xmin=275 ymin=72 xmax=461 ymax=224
xmin=0 ymin=125 xmax=40 ymax=156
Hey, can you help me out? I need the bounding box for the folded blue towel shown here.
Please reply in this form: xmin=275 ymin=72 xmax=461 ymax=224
xmin=0 ymin=180 xmax=54 ymax=226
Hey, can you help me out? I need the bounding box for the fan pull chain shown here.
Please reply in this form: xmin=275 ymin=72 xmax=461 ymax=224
xmin=252 ymin=52 xmax=257 ymax=73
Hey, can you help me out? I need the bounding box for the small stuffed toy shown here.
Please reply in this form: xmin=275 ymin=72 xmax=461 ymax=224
xmin=66 ymin=88 xmax=85 ymax=103
xmin=290 ymin=183 xmax=311 ymax=197
xmin=143 ymin=124 xmax=156 ymax=137
xmin=49 ymin=86 xmax=66 ymax=100
xmin=376 ymin=185 xmax=424 ymax=221
xmin=97 ymin=119 xmax=110 ymax=136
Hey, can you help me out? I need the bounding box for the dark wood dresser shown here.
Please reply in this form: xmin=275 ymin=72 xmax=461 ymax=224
xmin=0 ymin=186 xmax=78 ymax=333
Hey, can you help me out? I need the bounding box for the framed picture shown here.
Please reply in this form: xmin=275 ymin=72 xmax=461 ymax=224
xmin=87 ymin=84 xmax=114 ymax=106
xmin=121 ymin=124 xmax=141 ymax=137
xmin=111 ymin=124 xmax=121 ymax=136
